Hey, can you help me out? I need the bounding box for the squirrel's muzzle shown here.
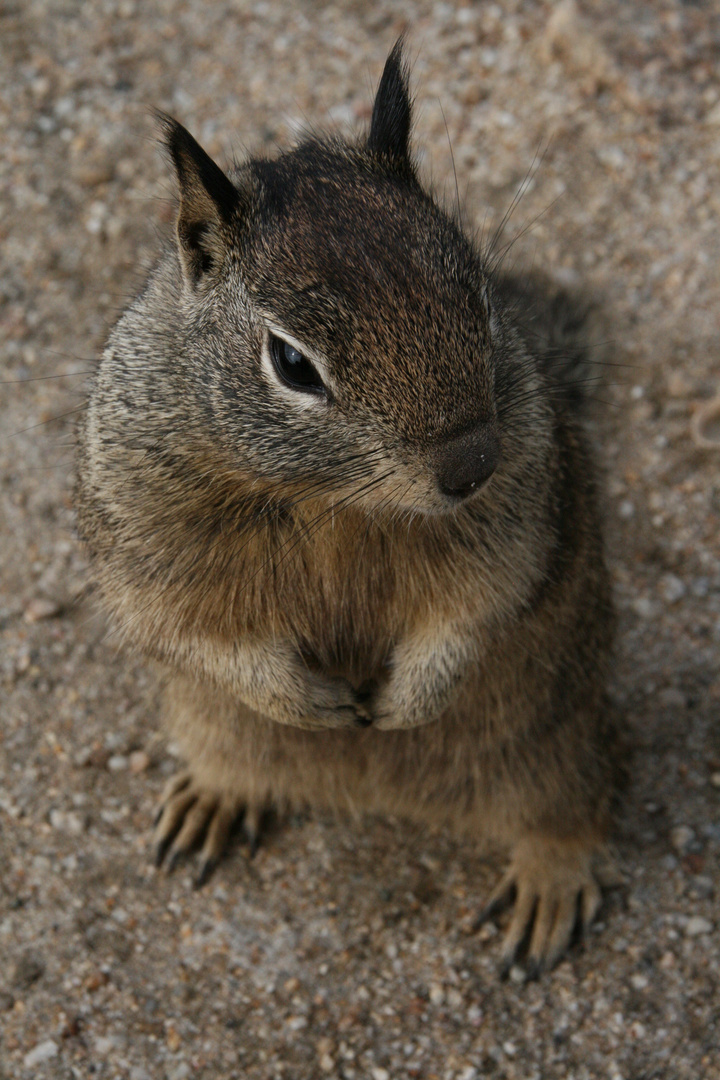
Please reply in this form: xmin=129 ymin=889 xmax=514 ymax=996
xmin=434 ymin=423 xmax=501 ymax=501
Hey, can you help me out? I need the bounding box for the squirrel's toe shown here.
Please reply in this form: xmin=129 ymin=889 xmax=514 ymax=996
xmin=152 ymin=770 xmax=253 ymax=883
xmin=477 ymin=835 xmax=609 ymax=977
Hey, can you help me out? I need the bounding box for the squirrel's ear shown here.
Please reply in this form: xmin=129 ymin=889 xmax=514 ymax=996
xmin=367 ymin=38 xmax=413 ymax=173
xmin=159 ymin=114 xmax=241 ymax=288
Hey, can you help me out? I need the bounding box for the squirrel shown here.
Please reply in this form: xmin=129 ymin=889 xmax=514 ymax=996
xmin=76 ymin=40 xmax=622 ymax=977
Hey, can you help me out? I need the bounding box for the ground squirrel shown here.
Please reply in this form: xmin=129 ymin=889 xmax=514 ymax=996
xmin=76 ymin=41 xmax=621 ymax=977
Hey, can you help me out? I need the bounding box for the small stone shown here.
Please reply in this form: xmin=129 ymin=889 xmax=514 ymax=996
xmin=428 ymin=983 xmax=445 ymax=1005
xmin=129 ymin=750 xmax=150 ymax=774
xmin=49 ymin=809 xmax=85 ymax=835
xmin=618 ymin=500 xmax=635 ymax=519
xmin=685 ymin=916 xmax=713 ymax=937
xmin=319 ymin=1054 xmax=335 ymax=1073
xmin=166 ymin=1026 xmax=181 ymax=1052
xmin=372 ymin=1070 xmax=390 ymax=1080
xmin=710 ymin=773 xmax=720 ymax=788
xmin=11 ymin=951 xmax=45 ymax=989
xmin=23 ymin=598 xmax=61 ymax=622
xmin=667 ymin=372 xmax=693 ymax=398
xmin=107 ymin=754 xmax=129 ymax=772
xmin=670 ymin=826 xmax=695 ymax=854
xmin=286 ymin=1015 xmax=308 ymax=1031
xmin=686 ymin=876 xmax=714 ymax=901
xmin=690 ymin=577 xmax=710 ymax=598
xmin=631 ymin=596 xmax=655 ymax=619
xmin=660 ymin=574 xmax=686 ymax=604
xmin=167 ymin=1064 xmax=189 ymax=1080
xmin=23 ymin=1040 xmax=58 ymax=1068
xmin=630 ymin=973 xmax=648 ymax=990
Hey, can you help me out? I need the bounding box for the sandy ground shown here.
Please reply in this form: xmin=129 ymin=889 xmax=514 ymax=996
xmin=1 ymin=1 xmax=719 ymax=1078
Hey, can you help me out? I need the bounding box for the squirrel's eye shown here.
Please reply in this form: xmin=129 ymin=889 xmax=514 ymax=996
xmin=270 ymin=334 xmax=325 ymax=394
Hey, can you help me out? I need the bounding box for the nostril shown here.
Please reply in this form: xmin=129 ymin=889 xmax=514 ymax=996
xmin=435 ymin=424 xmax=500 ymax=501
xmin=439 ymin=476 xmax=483 ymax=500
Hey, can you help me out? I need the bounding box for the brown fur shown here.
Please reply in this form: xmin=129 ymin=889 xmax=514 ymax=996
xmin=76 ymin=43 xmax=620 ymax=975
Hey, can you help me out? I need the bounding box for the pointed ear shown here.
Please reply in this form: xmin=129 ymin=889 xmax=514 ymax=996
xmin=367 ymin=38 xmax=413 ymax=173
xmin=158 ymin=114 xmax=241 ymax=288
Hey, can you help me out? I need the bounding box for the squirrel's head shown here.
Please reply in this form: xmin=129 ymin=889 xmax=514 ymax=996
xmin=160 ymin=40 xmax=546 ymax=516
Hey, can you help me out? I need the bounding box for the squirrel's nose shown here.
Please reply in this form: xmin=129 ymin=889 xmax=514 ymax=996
xmin=435 ymin=424 xmax=500 ymax=500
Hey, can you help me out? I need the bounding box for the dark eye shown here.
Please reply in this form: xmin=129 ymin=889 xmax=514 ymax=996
xmin=270 ymin=333 xmax=326 ymax=394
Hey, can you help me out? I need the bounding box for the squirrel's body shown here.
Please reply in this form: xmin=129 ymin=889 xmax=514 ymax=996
xmin=77 ymin=44 xmax=620 ymax=975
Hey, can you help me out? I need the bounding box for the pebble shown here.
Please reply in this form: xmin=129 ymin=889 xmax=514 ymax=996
xmin=690 ymin=577 xmax=710 ymax=598
xmin=129 ymin=750 xmax=151 ymax=773
xmin=23 ymin=597 xmax=61 ymax=622
xmin=23 ymin=1040 xmax=58 ymax=1069
xmin=686 ymin=876 xmax=714 ymax=901
xmin=670 ymin=826 xmax=695 ymax=854
xmin=660 ymin=574 xmax=687 ymax=604
xmin=684 ymin=916 xmax=713 ymax=937
xmin=372 ymin=1069 xmax=390 ymax=1080
xmin=631 ymin=596 xmax=656 ymax=619
xmin=167 ymin=1064 xmax=190 ymax=1080
xmin=286 ymin=1015 xmax=308 ymax=1031
xmin=49 ymin=808 xmax=85 ymax=834
xmin=107 ymin=754 xmax=129 ymax=772
xmin=11 ymin=951 xmax=45 ymax=989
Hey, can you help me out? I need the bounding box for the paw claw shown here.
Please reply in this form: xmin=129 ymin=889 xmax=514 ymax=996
xmin=194 ymin=857 xmax=217 ymax=889
xmin=165 ymin=848 xmax=183 ymax=875
xmin=472 ymin=873 xmax=516 ymax=931
xmin=151 ymin=772 xmax=264 ymax=884
xmin=498 ymin=956 xmax=513 ymax=981
xmin=154 ymin=836 xmax=172 ymax=868
xmin=524 ymin=958 xmax=543 ymax=982
xmin=243 ymin=806 xmax=261 ymax=858
xmin=477 ymin=837 xmax=607 ymax=977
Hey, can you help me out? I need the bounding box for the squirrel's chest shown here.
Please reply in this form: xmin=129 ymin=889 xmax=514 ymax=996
xmin=245 ymin=514 xmax=439 ymax=672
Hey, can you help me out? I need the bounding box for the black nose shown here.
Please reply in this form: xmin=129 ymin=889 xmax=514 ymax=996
xmin=435 ymin=424 xmax=500 ymax=500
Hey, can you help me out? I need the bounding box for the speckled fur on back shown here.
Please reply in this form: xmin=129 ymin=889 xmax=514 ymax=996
xmin=76 ymin=41 xmax=621 ymax=977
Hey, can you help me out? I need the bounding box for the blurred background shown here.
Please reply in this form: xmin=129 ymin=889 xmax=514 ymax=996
xmin=1 ymin=2 xmax=719 ymax=1078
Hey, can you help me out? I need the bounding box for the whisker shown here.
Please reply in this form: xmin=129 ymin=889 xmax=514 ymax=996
xmin=487 ymin=140 xmax=549 ymax=260
xmin=0 ymin=371 xmax=95 ymax=385
xmin=439 ymin=100 xmax=461 ymax=222
xmin=2 ymin=403 xmax=89 ymax=440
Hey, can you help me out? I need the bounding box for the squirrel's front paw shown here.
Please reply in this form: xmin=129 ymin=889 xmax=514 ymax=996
xmin=473 ymin=836 xmax=612 ymax=979
xmin=372 ymin=683 xmax=433 ymax=730
xmin=307 ymin=674 xmax=372 ymax=729
xmin=153 ymin=771 xmax=263 ymax=887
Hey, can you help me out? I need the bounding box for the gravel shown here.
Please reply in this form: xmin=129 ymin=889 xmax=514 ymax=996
xmin=2 ymin=1 xmax=720 ymax=1078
